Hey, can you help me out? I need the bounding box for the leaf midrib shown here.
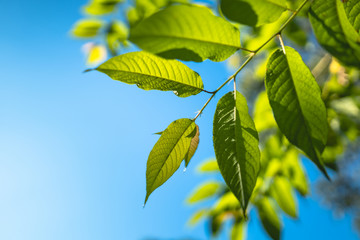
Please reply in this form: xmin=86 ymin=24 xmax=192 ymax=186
xmin=97 ymin=68 xmax=204 ymax=91
xmin=233 ymin=91 xmax=246 ymax=209
xmin=149 ymin=121 xmax=194 ymax=191
xmin=282 ymin=50 xmax=321 ymax=164
xmin=129 ymin=34 xmax=241 ymax=49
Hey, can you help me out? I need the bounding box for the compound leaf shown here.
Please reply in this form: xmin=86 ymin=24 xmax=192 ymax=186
xmin=220 ymin=0 xmax=287 ymax=27
xmin=213 ymin=91 xmax=260 ymax=213
xmin=265 ymin=46 xmax=329 ymax=179
xmin=129 ymin=4 xmax=241 ymax=62
xmin=145 ymin=118 xmax=196 ymax=204
xmin=96 ymin=51 xmax=204 ymax=97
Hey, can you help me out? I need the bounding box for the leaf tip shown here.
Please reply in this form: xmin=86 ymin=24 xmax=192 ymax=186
xmin=83 ymin=68 xmax=95 ymax=73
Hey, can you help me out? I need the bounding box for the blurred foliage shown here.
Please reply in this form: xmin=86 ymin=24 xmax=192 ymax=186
xmin=71 ymin=0 xmax=360 ymax=239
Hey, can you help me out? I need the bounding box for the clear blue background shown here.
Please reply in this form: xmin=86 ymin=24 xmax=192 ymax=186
xmin=0 ymin=1 xmax=358 ymax=239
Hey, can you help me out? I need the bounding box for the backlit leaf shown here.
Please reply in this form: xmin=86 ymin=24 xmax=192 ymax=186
xmin=145 ymin=118 xmax=196 ymax=204
xmin=270 ymin=176 xmax=298 ymax=218
xmin=231 ymin=219 xmax=247 ymax=240
xmin=265 ymin=46 xmax=329 ymax=178
xmin=213 ymin=91 xmax=260 ymax=213
xmin=257 ymin=198 xmax=282 ymax=240
xmin=187 ymin=209 xmax=208 ymax=226
xmin=197 ymin=159 xmax=220 ymax=173
xmin=345 ymin=0 xmax=360 ymax=33
xmin=83 ymin=0 xmax=123 ymax=15
xmin=95 ymin=51 xmax=204 ymax=97
xmin=185 ymin=124 xmax=200 ymax=167
xmin=220 ymin=0 xmax=287 ymax=27
xmin=71 ymin=19 xmax=103 ymax=38
xmin=186 ymin=181 xmax=222 ymax=204
xmin=129 ymin=4 xmax=241 ymax=62
xmin=309 ymin=0 xmax=360 ymax=67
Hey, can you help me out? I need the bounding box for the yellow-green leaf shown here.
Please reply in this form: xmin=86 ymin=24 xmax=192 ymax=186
xmin=71 ymin=19 xmax=103 ymax=38
xmin=185 ymin=124 xmax=200 ymax=167
xmin=95 ymin=51 xmax=204 ymax=97
xmin=129 ymin=4 xmax=241 ymax=62
xmin=270 ymin=176 xmax=298 ymax=218
xmin=186 ymin=181 xmax=222 ymax=204
xmin=145 ymin=118 xmax=196 ymax=204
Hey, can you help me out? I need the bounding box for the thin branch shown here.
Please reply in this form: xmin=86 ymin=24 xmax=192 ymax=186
xmin=278 ymin=34 xmax=287 ymax=54
xmin=193 ymin=0 xmax=310 ymax=121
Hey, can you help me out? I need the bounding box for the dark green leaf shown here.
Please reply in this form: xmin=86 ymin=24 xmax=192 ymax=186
xmin=185 ymin=124 xmax=200 ymax=167
xmin=309 ymin=0 xmax=360 ymax=67
xmin=129 ymin=4 xmax=241 ymax=62
xmin=265 ymin=46 xmax=329 ymax=178
xmin=213 ymin=91 xmax=261 ymax=213
xmin=220 ymin=0 xmax=287 ymax=27
xmin=96 ymin=51 xmax=204 ymax=97
xmin=145 ymin=118 xmax=196 ymax=204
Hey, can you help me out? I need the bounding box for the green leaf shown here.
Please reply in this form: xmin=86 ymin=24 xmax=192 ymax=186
xmin=186 ymin=181 xmax=222 ymax=204
xmin=283 ymin=149 xmax=309 ymax=196
xmin=145 ymin=118 xmax=196 ymax=204
xmin=129 ymin=4 xmax=241 ymax=62
xmin=197 ymin=158 xmax=220 ymax=173
xmin=184 ymin=124 xmax=200 ymax=167
xmin=213 ymin=91 xmax=261 ymax=213
xmin=95 ymin=51 xmax=204 ymax=97
xmin=220 ymin=0 xmax=288 ymax=27
xmin=257 ymin=198 xmax=282 ymax=240
xmin=265 ymin=46 xmax=329 ymax=179
xmin=212 ymin=192 xmax=241 ymax=214
xmin=345 ymin=0 xmax=360 ymax=33
xmin=309 ymin=0 xmax=360 ymax=67
xmin=71 ymin=19 xmax=103 ymax=38
xmin=83 ymin=0 xmax=123 ymax=15
xmin=187 ymin=209 xmax=208 ymax=226
xmin=270 ymin=176 xmax=298 ymax=218
xmin=253 ymin=91 xmax=277 ymax=132
xmin=106 ymin=21 xmax=129 ymax=56
xmin=231 ymin=219 xmax=247 ymax=240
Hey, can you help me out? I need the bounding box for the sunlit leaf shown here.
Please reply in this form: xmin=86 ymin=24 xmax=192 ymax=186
xmin=95 ymin=51 xmax=204 ymax=97
xmin=253 ymin=91 xmax=277 ymax=132
xmin=212 ymin=192 xmax=241 ymax=215
xmin=220 ymin=0 xmax=288 ymax=26
xmin=71 ymin=19 xmax=103 ymax=38
xmin=86 ymin=44 xmax=107 ymax=66
xmin=213 ymin=91 xmax=260 ymax=213
xmin=270 ymin=176 xmax=298 ymax=218
xmin=145 ymin=118 xmax=196 ymax=204
xmin=265 ymin=46 xmax=329 ymax=178
xmin=186 ymin=181 xmax=222 ymax=204
xmin=345 ymin=0 xmax=360 ymax=33
xmin=129 ymin=4 xmax=241 ymax=62
xmin=283 ymin=149 xmax=309 ymax=196
xmin=106 ymin=21 xmax=129 ymax=56
xmin=187 ymin=209 xmax=208 ymax=226
xmin=197 ymin=159 xmax=220 ymax=173
xmin=231 ymin=219 xmax=247 ymax=240
xmin=256 ymin=197 xmax=282 ymax=240
xmin=309 ymin=0 xmax=360 ymax=67
xmin=185 ymin=124 xmax=200 ymax=167
xmin=84 ymin=0 xmax=123 ymax=15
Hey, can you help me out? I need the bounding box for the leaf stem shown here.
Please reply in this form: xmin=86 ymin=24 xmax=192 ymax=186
xmin=193 ymin=0 xmax=310 ymax=120
xmin=278 ymin=34 xmax=287 ymax=54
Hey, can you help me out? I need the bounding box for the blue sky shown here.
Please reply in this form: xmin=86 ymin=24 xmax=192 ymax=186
xmin=0 ymin=1 xmax=358 ymax=240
